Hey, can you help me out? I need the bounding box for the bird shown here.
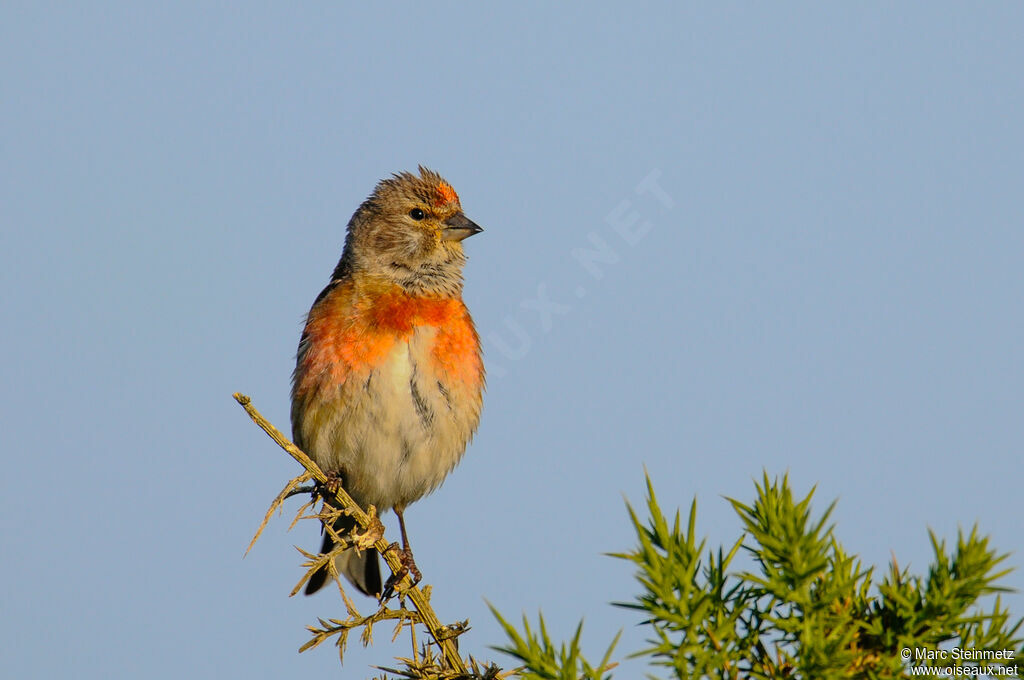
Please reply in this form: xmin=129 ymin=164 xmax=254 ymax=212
xmin=290 ymin=167 xmax=485 ymax=597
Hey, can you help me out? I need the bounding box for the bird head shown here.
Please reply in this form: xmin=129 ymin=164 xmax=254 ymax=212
xmin=342 ymin=167 xmax=483 ymax=295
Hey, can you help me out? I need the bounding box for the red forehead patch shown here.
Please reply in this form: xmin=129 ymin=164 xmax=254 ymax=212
xmin=433 ymin=182 xmax=459 ymax=207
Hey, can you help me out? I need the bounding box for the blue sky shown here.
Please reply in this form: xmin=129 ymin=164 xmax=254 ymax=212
xmin=2 ymin=3 xmax=1021 ymax=677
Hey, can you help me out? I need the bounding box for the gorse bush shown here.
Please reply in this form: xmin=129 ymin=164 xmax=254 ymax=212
xmin=494 ymin=473 xmax=1022 ymax=680
xmin=236 ymin=397 xmax=1020 ymax=679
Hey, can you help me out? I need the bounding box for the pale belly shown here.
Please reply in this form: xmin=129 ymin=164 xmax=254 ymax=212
xmin=303 ymin=326 xmax=479 ymax=510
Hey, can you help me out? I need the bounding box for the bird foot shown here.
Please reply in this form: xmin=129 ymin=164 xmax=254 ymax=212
xmin=321 ymin=472 xmax=343 ymax=497
xmin=380 ymin=542 xmax=422 ymax=601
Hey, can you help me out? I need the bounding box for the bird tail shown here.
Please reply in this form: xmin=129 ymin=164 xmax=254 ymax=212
xmin=304 ymin=513 xmax=382 ymax=597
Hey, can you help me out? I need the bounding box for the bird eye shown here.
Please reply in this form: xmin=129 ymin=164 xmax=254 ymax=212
xmin=409 ymin=208 xmax=426 ymax=221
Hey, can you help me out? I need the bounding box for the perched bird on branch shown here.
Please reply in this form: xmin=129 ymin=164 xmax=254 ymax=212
xmin=291 ymin=167 xmax=485 ymax=596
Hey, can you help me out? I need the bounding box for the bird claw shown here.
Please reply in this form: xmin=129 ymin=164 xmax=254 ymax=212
xmin=380 ymin=542 xmax=422 ymax=601
xmin=321 ymin=472 xmax=343 ymax=497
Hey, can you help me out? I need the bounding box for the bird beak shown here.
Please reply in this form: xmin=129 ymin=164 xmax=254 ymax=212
xmin=442 ymin=212 xmax=484 ymax=242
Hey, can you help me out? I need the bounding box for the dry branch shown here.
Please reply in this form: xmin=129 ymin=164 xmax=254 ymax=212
xmin=233 ymin=392 xmax=468 ymax=674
